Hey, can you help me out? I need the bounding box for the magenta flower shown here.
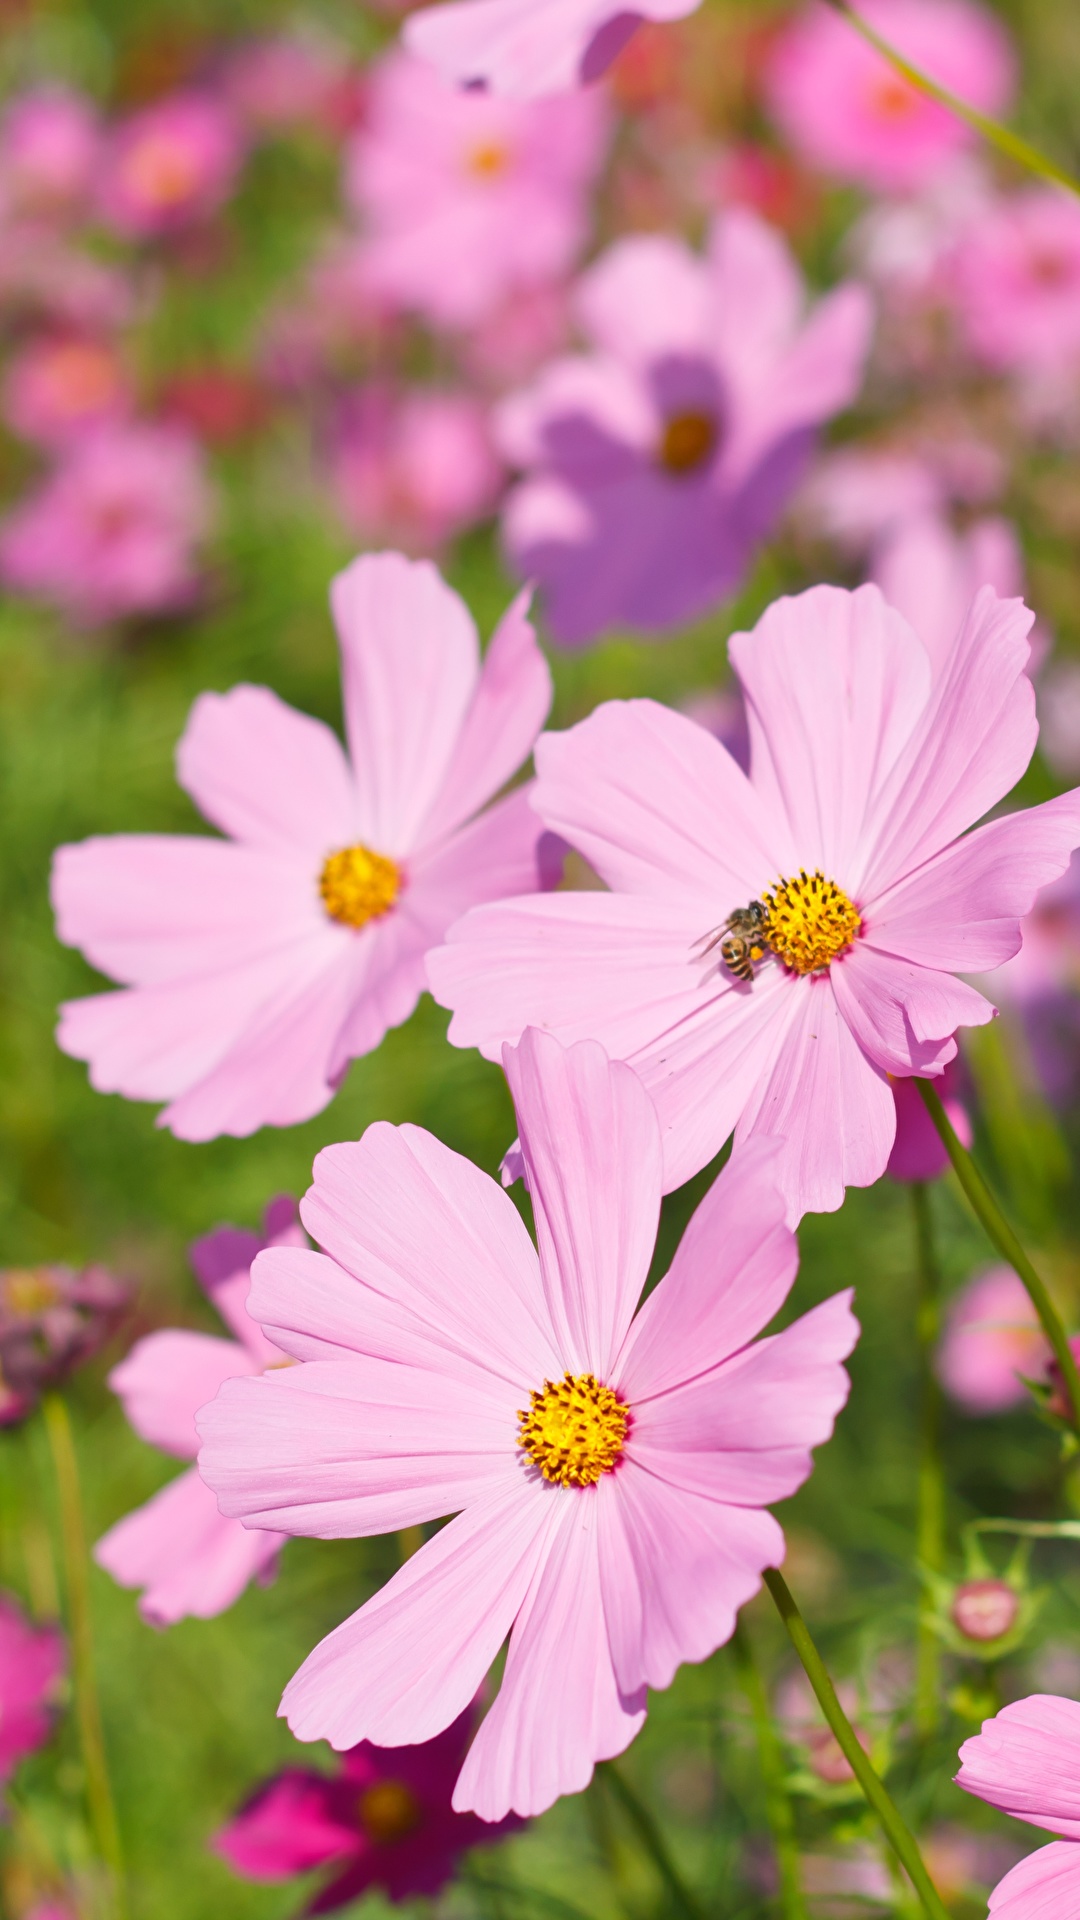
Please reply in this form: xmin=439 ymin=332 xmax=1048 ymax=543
xmin=344 ymin=52 xmax=608 ymax=329
xmin=429 ymin=582 xmax=1080 ymax=1222
xmin=0 ymin=422 xmax=212 ymax=627
xmin=197 ymin=1028 xmax=857 ymax=1817
xmin=0 ymin=1592 xmax=65 ymax=1782
xmin=328 ymin=385 xmax=502 ymax=552
xmin=52 ymin=552 xmax=553 ymax=1140
xmin=0 ymin=1263 xmax=129 ymax=1424
xmin=496 ymin=211 xmax=871 ymax=643
xmin=936 ymin=1267 xmax=1047 ymax=1416
xmin=404 ymin=0 xmax=697 ymax=97
xmin=95 ymin=1200 xmax=302 ymax=1626
xmin=948 ymin=188 xmax=1080 ymax=377
xmin=97 ymin=92 xmax=244 ymax=240
xmin=886 ymin=1059 xmax=971 ymax=1183
xmin=0 ymin=86 xmax=101 ymax=219
xmin=762 ymin=0 xmax=1014 ymax=196
xmin=2 ymin=334 xmax=131 ymax=450
xmin=956 ymin=1695 xmax=1080 ymax=1918
xmin=216 ymin=1708 xmax=518 ymax=1909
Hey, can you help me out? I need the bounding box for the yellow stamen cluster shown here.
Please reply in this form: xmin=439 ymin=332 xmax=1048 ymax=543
xmin=659 ymin=410 xmax=717 ymax=475
xmin=319 ymin=844 xmax=400 ymax=929
xmin=357 ymin=1780 xmax=422 ymax=1844
xmin=763 ymin=870 xmax=861 ymax=975
xmin=468 ymin=140 xmax=509 ymax=178
xmin=518 ymin=1372 xmax=629 ymax=1487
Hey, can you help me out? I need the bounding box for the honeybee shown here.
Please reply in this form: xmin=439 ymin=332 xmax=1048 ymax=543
xmin=697 ymin=900 xmax=770 ymax=982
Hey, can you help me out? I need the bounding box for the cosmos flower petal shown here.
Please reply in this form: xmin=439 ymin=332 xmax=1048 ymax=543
xmin=452 ymin=1494 xmax=646 ymax=1819
xmin=575 ymin=232 xmax=711 ymax=365
xmin=403 ymin=0 xmax=687 ymax=98
xmin=245 ymin=1243 xmax=482 ymax=1369
xmin=419 ymin=589 xmax=552 ymax=844
xmin=214 ymin=1767 xmax=358 ymax=1879
xmin=503 ymin=1028 xmax=662 ymax=1377
xmin=830 ymin=943 xmax=990 ymax=1077
xmin=728 ymin=283 xmax=873 ymax=478
xmin=175 ymin=685 xmax=358 ymax=853
xmin=984 ymin=1842 xmax=1080 ymax=1919
xmin=94 ymin=1465 xmax=282 ymax=1627
xmin=107 ymin=1327 xmax=257 ymax=1458
xmin=280 ymin=1474 xmax=554 ymax=1751
xmin=0 ymin=1596 xmax=65 ymax=1780
xmin=957 ymin=1695 xmax=1080 ymax=1839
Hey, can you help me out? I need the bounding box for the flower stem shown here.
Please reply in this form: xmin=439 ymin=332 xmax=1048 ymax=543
xmin=732 ymin=1621 xmax=807 ymax=1920
xmin=41 ymin=1394 xmax=126 ymax=1919
xmin=911 ymin=1184 xmax=945 ymax=1742
xmin=916 ymin=1080 xmax=1080 ymax=1432
xmin=762 ymin=1570 xmax=949 ymax=1920
xmin=824 ymin=0 xmax=1080 ymax=199
xmin=599 ymin=1761 xmax=705 ymax=1920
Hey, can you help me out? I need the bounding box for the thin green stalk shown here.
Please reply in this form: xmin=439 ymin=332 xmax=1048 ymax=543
xmin=911 ymin=1184 xmax=945 ymax=1741
xmin=763 ymin=1570 xmax=950 ymax=1920
xmin=41 ymin=1394 xmax=126 ymax=1920
xmin=826 ymin=1 xmax=1080 ymax=199
xmin=732 ymin=1622 xmax=807 ymax=1920
xmin=916 ymin=1080 xmax=1080 ymax=1432
xmin=599 ymin=1761 xmax=704 ymax=1920
xmin=396 ymin=1524 xmax=425 ymax=1562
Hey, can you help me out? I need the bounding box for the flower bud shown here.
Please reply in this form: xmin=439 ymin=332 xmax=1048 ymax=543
xmin=0 ymin=1263 xmax=129 ymax=1420
xmin=950 ymin=1579 xmax=1021 ymax=1644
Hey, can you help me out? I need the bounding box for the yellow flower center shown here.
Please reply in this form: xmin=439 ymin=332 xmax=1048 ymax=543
xmin=870 ymin=72 xmax=920 ymax=121
xmin=2 ymin=1267 xmax=61 ymax=1315
xmin=124 ymin=133 xmax=203 ymax=209
xmin=659 ymin=410 xmax=717 ymax=474
xmin=357 ymin=1779 xmax=422 ymax=1844
xmin=468 ymin=139 xmax=509 ymax=178
xmin=518 ymin=1372 xmax=629 ymax=1487
xmin=763 ymin=870 xmax=861 ymax=975
xmin=319 ymin=844 xmax=400 ymax=929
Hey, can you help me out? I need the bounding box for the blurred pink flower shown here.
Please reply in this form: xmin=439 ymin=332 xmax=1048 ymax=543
xmin=496 ymin=209 xmax=871 ymax=644
xmin=97 ymin=92 xmax=244 ymax=239
xmin=2 ymin=334 xmax=131 ymax=449
xmin=886 ymin=1058 xmax=971 ymax=1182
xmin=459 ymin=282 xmax=572 ymax=390
xmin=936 ymin=1267 xmax=1047 ymax=1415
xmin=0 ymin=225 xmax=134 ymax=331
xmin=197 ymin=1032 xmax=857 ymax=1816
xmin=0 ymin=422 xmax=212 ymax=627
xmin=222 ymin=34 xmax=357 ymax=137
xmin=431 ymin=584 xmax=1080 ymax=1222
xmin=0 ymin=1593 xmax=65 ymax=1782
xmin=0 ymin=1263 xmax=129 ymax=1424
xmin=873 ymin=513 xmax=1025 ymax=678
xmin=159 ymin=366 xmax=271 ymax=446
xmin=0 ymin=87 xmax=101 ymax=218
xmin=52 ymin=552 xmax=554 ymax=1139
xmin=216 ymin=1707 xmax=518 ymax=1909
xmin=949 ymin=188 xmax=1080 ymax=376
xmin=404 ymin=0 xmax=697 ymax=97
xmin=1039 ymin=665 xmax=1080 ymax=782
xmin=344 ymin=52 xmax=608 ymax=328
xmin=329 ymin=385 xmax=502 ymax=551
xmin=763 ymin=0 xmax=1014 ymax=196
xmin=957 ymin=1695 xmax=1080 ymax=1918
xmin=94 ymin=1200 xmax=301 ymax=1626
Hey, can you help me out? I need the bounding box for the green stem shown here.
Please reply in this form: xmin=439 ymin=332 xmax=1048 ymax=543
xmin=599 ymin=1761 xmax=704 ymax=1920
xmin=911 ymin=1184 xmax=945 ymax=1742
xmin=732 ymin=1622 xmax=807 ymax=1920
xmin=916 ymin=1080 xmax=1080 ymax=1432
xmin=826 ymin=1 xmax=1080 ymax=199
xmin=763 ymin=1570 xmax=950 ymax=1920
xmin=41 ymin=1394 xmax=126 ymax=1919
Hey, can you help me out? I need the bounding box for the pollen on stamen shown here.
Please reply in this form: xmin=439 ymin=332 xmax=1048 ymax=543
xmin=518 ymin=1371 xmax=629 ymax=1488
xmin=319 ymin=843 xmax=400 ymax=929
xmin=763 ymin=869 xmax=861 ymax=975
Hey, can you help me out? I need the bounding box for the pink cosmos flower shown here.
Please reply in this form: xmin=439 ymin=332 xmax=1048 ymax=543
xmin=947 ymin=188 xmax=1080 ymax=377
xmin=956 ymin=1695 xmax=1080 ymax=1918
xmin=97 ymin=93 xmax=244 ymax=240
xmin=216 ymin=1707 xmax=518 ymax=1908
xmin=429 ymin=582 xmax=1080 ymax=1223
xmin=0 ymin=1593 xmax=65 ymax=1782
xmin=344 ymin=52 xmax=608 ymax=329
xmin=0 ymin=87 xmax=101 ymax=218
xmin=762 ymin=0 xmax=1015 ymax=197
xmin=404 ymin=0 xmax=697 ymax=97
xmin=0 ymin=422 xmax=212 ymax=628
xmin=94 ymin=1200 xmax=302 ymax=1626
xmin=197 ymin=1028 xmax=858 ymax=1818
xmin=496 ymin=209 xmax=871 ymax=644
xmin=222 ymin=35 xmax=356 ymax=138
xmin=328 ymin=386 xmax=502 ymax=552
xmin=1 ymin=334 xmax=131 ymax=450
xmin=52 ymin=552 xmax=554 ymax=1140
xmin=886 ymin=1058 xmax=971 ymax=1182
xmin=0 ymin=226 xmax=134 ymax=332
xmin=936 ymin=1267 xmax=1047 ymax=1415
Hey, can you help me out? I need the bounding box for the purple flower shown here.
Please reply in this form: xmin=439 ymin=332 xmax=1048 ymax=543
xmin=0 ymin=1263 xmax=128 ymax=1423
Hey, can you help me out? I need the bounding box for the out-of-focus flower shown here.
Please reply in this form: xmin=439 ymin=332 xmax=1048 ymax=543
xmin=95 ymin=1200 xmax=301 ymax=1626
xmin=0 ymin=227 xmax=134 ymax=332
xmin=1039 ymin=664 xmax=1080 ymax=782
xmin=886 ymin=1058 xmax=971 ymax=1182
xmin=936 ymin=1267 xmax=1047 ymax=1415
xmin=762 ymin=0 xmax=1014 ymax=196
xmin=97 ymin=93 xmax=244 ymax=239
xmin=458 ymin=283 xmax=571 ymax=390
xmin=957 ymin=1695 xmax=1080 ymax=1918
xmin=197 ymin=1036 xmax=856 ymax=1816
xmin=801 ymin=440 xmax=1004 ymax=560
xmin=0 ymin=87 xmax=101 ymax=219
xmin=496 ymin=209 xmax=871 ymax=645
xmin=404 ymin=0 xmax=696 ymax=97
xmin=872 ymin=514 xmax=1024 ymax=677
xmin=0 ymin=1594 xmax=65 ymax=1783
xmin=795 ymin=1846 xmax=892 ymax=1911
xmin=431 ymin=583 xmax=1080 ymax=1223
xmin=951 ymin=1579 xmax=1022 ymax=1645
xmin=328 ymin=385 xmax=502 ymax=551
xmin=344 ymin=52 xmax=608 ymax=329
xmin=984 ymin=853 xmax=1080 ymax=1107
xmin=921 ymin=1826 xmax=1025 ymax=1910
xmin=222 ymin=34 xmax=358 ymax=139
xmin=0 ymin=1264 xmax=128 ymax=1424
xmin=53 ymin=552 xmax=554 ymax=1139
xmin=1 ymin=334 xmax=131 ymax=449
xmin=705 ymin=144 xmax=821 ymax=240
xmin=158 ymin=367 xmax=271 ymax=446
xmin=216 ymin=1707 xmax=518 ymax=1909
xmin=948 ymin=188 xmax=1080 ymax=377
